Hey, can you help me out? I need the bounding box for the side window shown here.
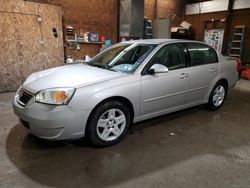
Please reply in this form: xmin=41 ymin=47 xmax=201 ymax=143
xmin=187 ymin=43 xmax=218 ymax=66
xmin=150 ymin=43 xmax=186 ymax=71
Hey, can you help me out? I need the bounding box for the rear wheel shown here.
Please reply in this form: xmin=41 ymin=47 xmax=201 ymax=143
xmin=86 ymin=101 xmax=131 ymax=147
xmin=206 ymin=81 xmax=227 ymax=111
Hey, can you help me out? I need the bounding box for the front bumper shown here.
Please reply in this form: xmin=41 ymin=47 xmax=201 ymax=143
xmin=13 ymin=93 xmax=90 ymax=140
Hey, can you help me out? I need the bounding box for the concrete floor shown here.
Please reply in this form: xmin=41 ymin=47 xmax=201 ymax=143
xmin=0 ymin=80 xmax=250 ymax=188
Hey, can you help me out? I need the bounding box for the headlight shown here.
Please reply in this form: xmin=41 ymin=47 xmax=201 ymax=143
xmin=35 ymin=88 xmax=75 ymax=105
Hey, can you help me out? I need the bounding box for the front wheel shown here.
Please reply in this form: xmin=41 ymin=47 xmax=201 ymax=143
xmin=86 ymin=101 xmax=131 ymax=147
xmin=206 ymin=81 xmax=227 ymax=111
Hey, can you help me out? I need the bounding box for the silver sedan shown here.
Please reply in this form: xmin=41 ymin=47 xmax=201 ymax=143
xmin=13 ymin=39 xmax=239 ymax=146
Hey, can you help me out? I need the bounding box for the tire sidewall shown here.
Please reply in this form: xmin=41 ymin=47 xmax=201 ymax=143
xmin=86 ymin=101 xmax=131 ymax=147
xmin=208 ymin=81 xmax=228 ymax=110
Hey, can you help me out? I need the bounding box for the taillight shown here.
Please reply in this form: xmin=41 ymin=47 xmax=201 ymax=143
xmin=236 ymin=58 xmax=242 ymax=72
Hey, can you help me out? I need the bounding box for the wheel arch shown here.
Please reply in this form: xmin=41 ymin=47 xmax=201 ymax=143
xmin=206 ymin=78 xmax=229 ymax=102
xmin=86 ymin=96 xmax=135 ymax=129
xmin=206 ymin=78 xmax=229 ymax=110
xmin=217 ymin=78 xmax=228 ymax=90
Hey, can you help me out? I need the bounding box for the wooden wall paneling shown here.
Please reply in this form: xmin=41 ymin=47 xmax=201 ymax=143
xmin=0 ymin=0 xmax=64 ymax=92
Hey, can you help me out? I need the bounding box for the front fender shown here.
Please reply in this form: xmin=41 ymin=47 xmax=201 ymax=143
xmin=69 ymin=75 xmax=141 ymax=119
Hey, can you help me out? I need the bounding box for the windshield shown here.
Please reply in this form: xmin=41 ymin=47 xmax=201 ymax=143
xmin=87 ymin=43 xmax=157 ymax=74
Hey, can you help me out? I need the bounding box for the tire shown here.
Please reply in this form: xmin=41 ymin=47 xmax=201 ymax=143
xmin=206 ymin=81 xmax=228 ymax=111
xmin=86 ymin=101 xmax=131 ymax=147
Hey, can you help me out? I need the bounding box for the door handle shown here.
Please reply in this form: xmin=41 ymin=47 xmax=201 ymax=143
xmin=179 ymin=73 xmax=188 ymax=79
xmin=211 ymin=68 xmax=217 ymax=73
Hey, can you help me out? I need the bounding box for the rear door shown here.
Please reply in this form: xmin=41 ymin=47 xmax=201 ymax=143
xmin=186 ymin=43 xmax=219 ymax=104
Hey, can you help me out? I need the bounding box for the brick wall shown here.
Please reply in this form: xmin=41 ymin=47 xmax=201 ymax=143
xmin=27 ymin=0 xmax=184 ymax=59
xmin=144 ymin=0 xmax=185 ymax=26
xmin=27 ymin=0 xmax=118 ymax=58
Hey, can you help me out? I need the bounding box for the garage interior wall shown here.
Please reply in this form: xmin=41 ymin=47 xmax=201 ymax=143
xmin=58 ymin=0 xmax=118 ymax=59
xmin=185 ymin=1 xmax=250 ymax=63
xmin=26 ymin=0 xmax=118 ymax=58
xmin=0 ymin=0 xmax=64 ymax=92
xmin=28 ymin=0 xmax=184 ymax=58
xmin=0 ymin=0 xmax=185 ymax=92
xmin=144 ymin=0 xmax=185 ymax=26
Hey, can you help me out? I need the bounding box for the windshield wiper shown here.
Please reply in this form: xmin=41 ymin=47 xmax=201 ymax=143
xmin=89 ymin=63 xmax=117 ymax=72
xmin=92 ymin=63 xmax=105 ymax=69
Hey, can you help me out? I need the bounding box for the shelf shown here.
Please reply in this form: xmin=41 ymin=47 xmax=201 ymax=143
xmin=66 ymin=40 xmax=103 ymax=45
xmin=79 ymin=41 xmax=103 ymax=45
xmin=232 ymin=40 xmax=241 ymax=43
xmin=229 ymin=54 xmax=240 ymax=57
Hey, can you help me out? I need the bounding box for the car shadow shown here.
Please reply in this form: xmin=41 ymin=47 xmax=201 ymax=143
xmin=130 ymin=105 xmax=204 ymax=133
xmin=5 ymin=89 xmax=250 ymax=187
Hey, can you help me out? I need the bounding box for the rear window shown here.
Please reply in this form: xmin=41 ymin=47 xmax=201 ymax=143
xmin=187 ymin=43 xmax=218 ymax=66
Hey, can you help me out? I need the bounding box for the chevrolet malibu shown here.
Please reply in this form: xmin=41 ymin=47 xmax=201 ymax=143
xmin=13 ymin=39 xmax=238 ymax=147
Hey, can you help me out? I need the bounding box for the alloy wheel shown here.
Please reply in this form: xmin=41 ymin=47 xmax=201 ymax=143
xmin=96 ymin=108 xmax=126 ymax=141
xmin=212 ymin=85 xmax=225 ymax=107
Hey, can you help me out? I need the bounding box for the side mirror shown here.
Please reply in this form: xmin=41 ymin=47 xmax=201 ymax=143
xmin=148 ymin=64 xmax=169 ymax=74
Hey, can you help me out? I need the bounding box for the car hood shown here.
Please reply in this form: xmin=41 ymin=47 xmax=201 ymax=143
xmin=23 ymin=64 xmax=126 ymax=93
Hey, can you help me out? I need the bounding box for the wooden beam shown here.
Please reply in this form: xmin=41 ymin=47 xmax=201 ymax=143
xmin=117 ymin=0 xmax=120 ymax=42
xmin=186 ymin=0 xmax=213 ymax=4
xmin=154 ymin=0 xmax=158 ymax=19
xmin=222 ymin=0 xmax=235 ymax=55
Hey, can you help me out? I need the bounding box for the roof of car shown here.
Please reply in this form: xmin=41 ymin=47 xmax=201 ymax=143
xmin=121 ymin=39 xmax=205 ymax=45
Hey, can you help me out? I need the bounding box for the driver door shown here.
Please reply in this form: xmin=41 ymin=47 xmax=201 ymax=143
xmin=140 ymin=43 xmax=190 ymax=116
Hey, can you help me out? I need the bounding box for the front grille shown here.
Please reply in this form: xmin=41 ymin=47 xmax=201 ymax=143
xmin=18 ymin=89 xmax=34 ymax=106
